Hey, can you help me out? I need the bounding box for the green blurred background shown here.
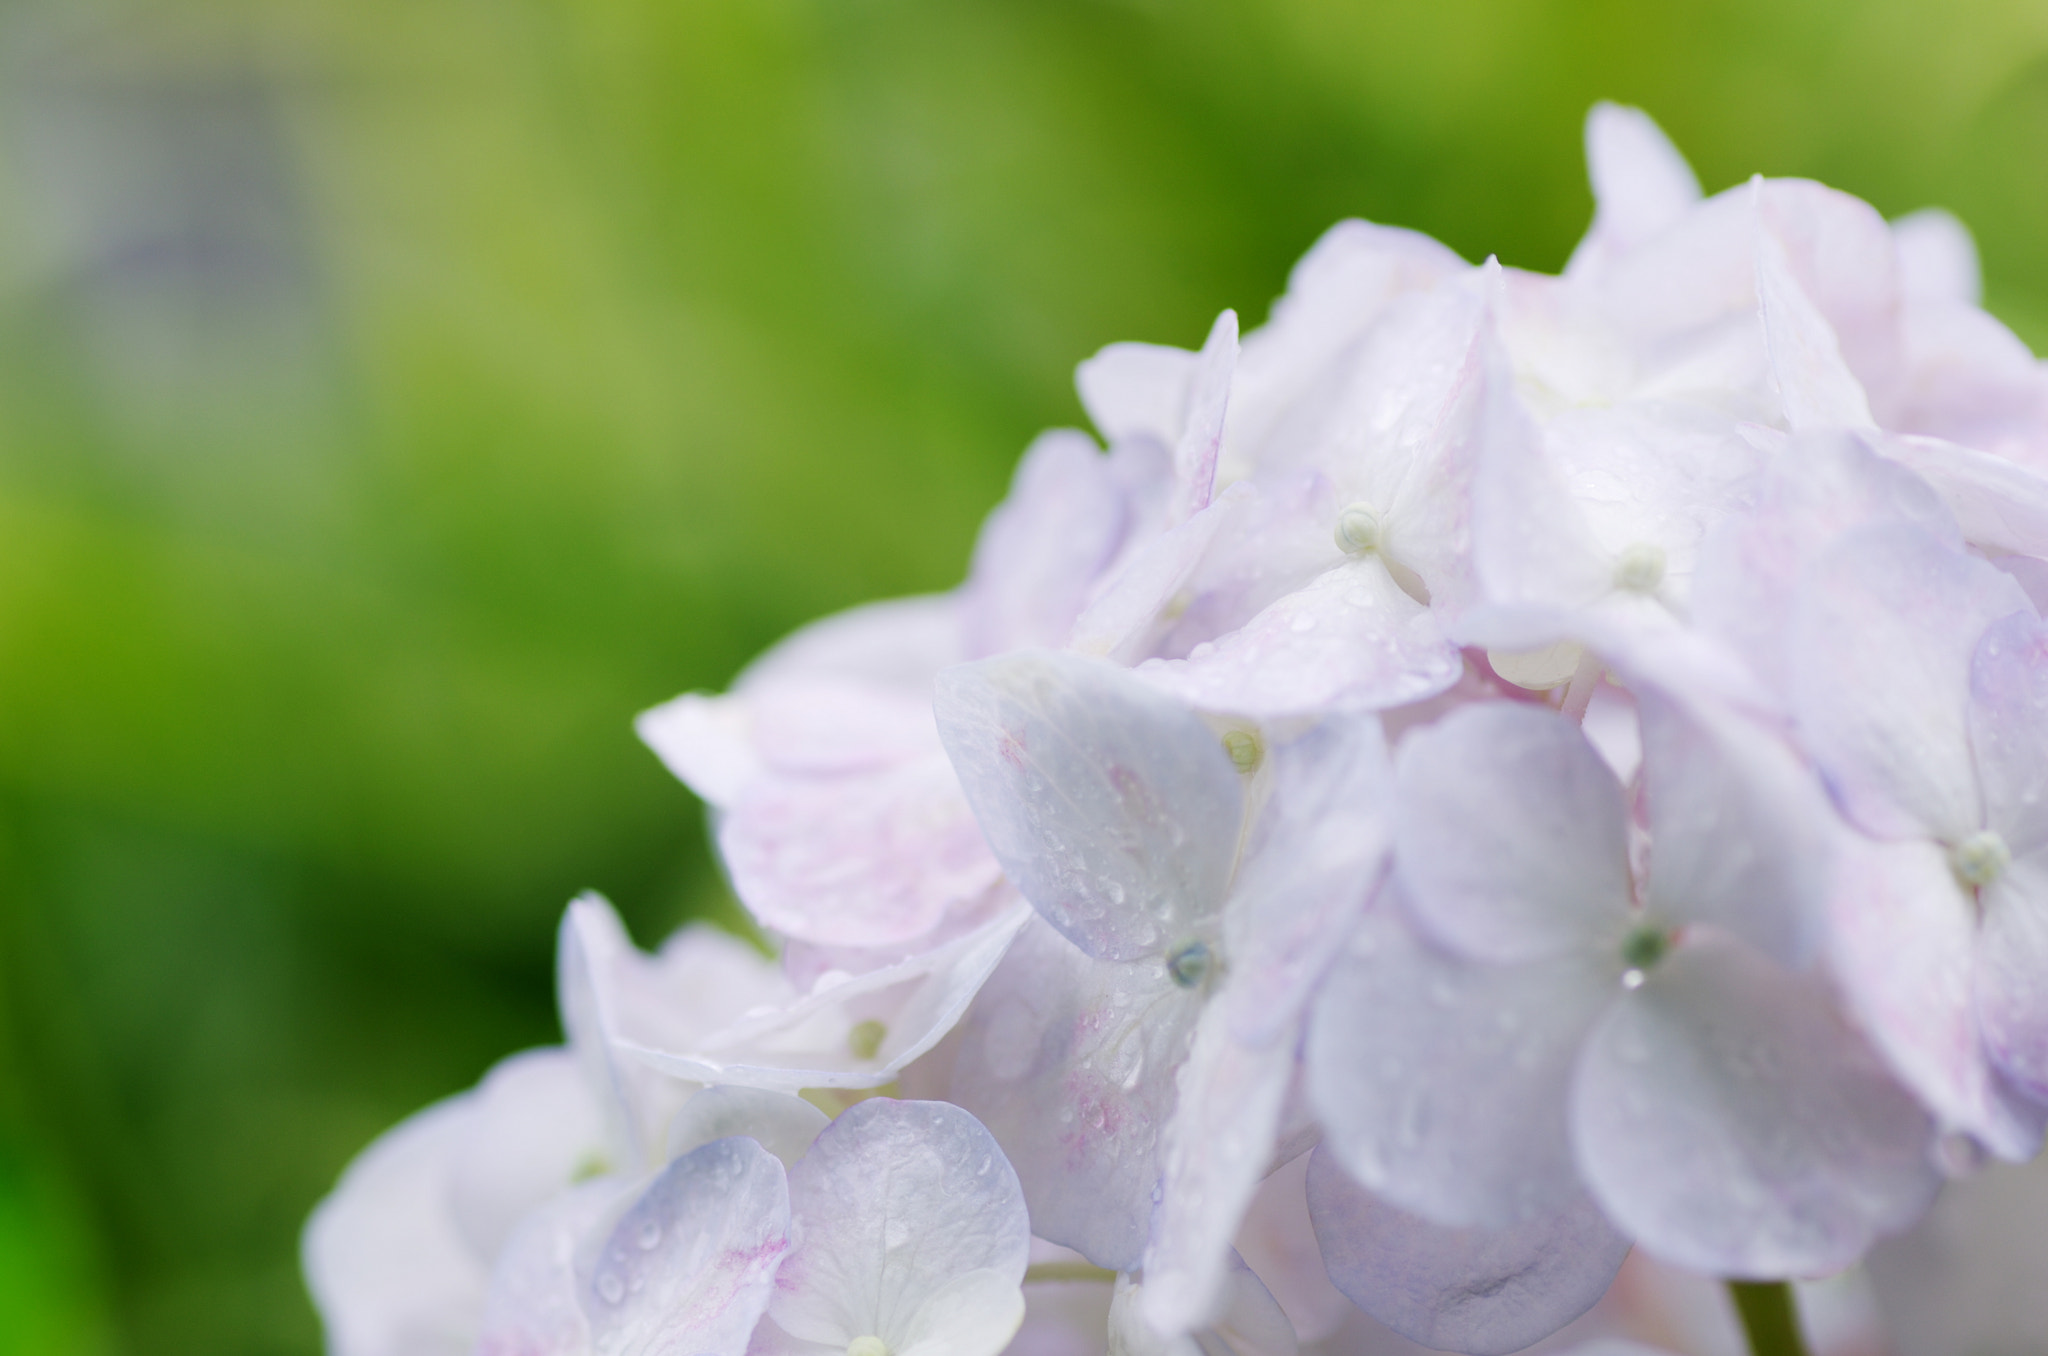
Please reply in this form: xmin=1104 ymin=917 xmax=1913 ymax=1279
xmin=2 ymin=0 xmax=2047 ymax=1350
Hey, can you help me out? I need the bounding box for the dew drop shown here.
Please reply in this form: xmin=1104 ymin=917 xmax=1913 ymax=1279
xmin=597 ymin=1272 xmax=625 ymax=1304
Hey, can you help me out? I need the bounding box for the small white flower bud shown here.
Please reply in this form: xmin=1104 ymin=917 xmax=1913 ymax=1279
xmin=1334 ymin=502 xmax=1382 ymax=555
xmin=1612 ymin=542 xmax=1667 ymax=594
xmin=1950 ymin=829 xmax=2011 ymax=888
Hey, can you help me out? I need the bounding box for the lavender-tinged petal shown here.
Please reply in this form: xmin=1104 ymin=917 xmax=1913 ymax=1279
xmin=1757 ymin=224 xmax=1875 ymax=429
xmin=1306 ymin=1147 xmax=1629 ymax=1356
xmin=771 ymin=1099 xmax=1028 ymax=1354
xmin=1970 ymin=609 xmax=2048 ymax=857
xmin=1307 ymin=908 xmax=1614 ymax=1229
xmin=1070 ymin=482 xmax=1256 ymax=663
xmin=1977 ymin=858 xmax=2048 ymax=1104
xmin=948 ymin=917 xmax=1204 ymax=1271
xmin=665 ymin=1086 xmax=830 ymax=1170
xmin=449 ymin=1049 xmax=609 ymax=1263
xmin=1393 ymin=701 xmax=1633 ymax=964
xmin=583 ymin=1138 xmax=791 ymax=1356
xmin=1881 ymin=433 xmax=2048 ymax=563
xmin=1173 ymin=310 xmax=1239 ymax=522
xmin=1791 ymin=523 xmax=2029 ymax=843
xmin=1136 ymin=558 xmax=1461 ymax=717
xmin=473 ymin=1180 xmax=625 ymax=1356
xmin=934 ymin=649 xmax=1244 ymax=962
xmin=1572 ymin=103 xmax=1702 ymax=267
xmin=1573 ymin=933 xmax=1940 ymax=1277
xmin=964 ymin=430 xmax=1132 ymax=658
xmin=1110 ymin=1257 xmax=1299 ymax=1356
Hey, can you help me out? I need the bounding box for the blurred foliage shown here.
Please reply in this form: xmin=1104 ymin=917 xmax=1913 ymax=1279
xmin=1 ymin=0 xmax=2046 ymax=1351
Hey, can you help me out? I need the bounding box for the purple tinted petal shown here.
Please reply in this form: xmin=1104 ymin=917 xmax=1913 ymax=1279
xmin=964 ymin=430 xmax=1132 ymax=658
xmin=1394 ymin=702 xmax=1633 ymax=964
xmin=1174 ymin=310 xmax=1239 ymax=522
xmin=934 ymin=649 xmax=1244 ymax=962
xmin=1978 ymin=860 xmax=2048 ymax=1104
xmin=1573 ymin=933 xmax=1940 ymax=1276
xmin=1070 ymin=482 xmax=1256 ymax=663
xmin=1969 ymin=610 xmax=2048 ymax=857
xmin=1307 ymin=1147 xmax=1629 ymax=1356
xmin=1307 ymin=907 xmax=1613 ymax=1228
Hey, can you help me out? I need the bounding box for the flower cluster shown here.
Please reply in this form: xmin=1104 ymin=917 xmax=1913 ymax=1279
xmin=306 ymin=105 xmax=2048 ymax=1356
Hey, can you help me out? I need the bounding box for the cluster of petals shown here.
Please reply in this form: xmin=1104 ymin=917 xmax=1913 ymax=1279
xmin=308 ymin=103 xmax=2048 ymax=1356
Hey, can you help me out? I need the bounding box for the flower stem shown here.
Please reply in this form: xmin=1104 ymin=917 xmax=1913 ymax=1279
xmin=1727 ymin=1280 xmax=1809 ymax=1356
xmin=1023 ymin=1261 xmax=1118 ymax=1285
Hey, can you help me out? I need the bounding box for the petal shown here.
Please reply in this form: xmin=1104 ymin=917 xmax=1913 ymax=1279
xmin=895 ymin=1269 xmax=1027 ymax=1356
xmin=1635 ymin=680 xmax=1832 ymax=968
xmin=584 ymin=1137 xmax=792 ymax=1356
xmin=665 ymin=1086 xmax=830 ymax=1170
xmin=1977 ymin=858 xmax=2048 ymax=1104
xmin=1393 ymin=701 xmax=1633 ymax=964
xmin=771 ymin=1099 xmax=1028 ymax=1351
xmin=1970 ymin=609 xmax=2048 ymax=857
xmin=964 ymin=430 xmax=1132 ymax=657
xmin=1881 ymin=433 xmax=2048 ymax=562
xmin=635 ymin=692 xmax=764 ymax=808
xmin=559 ymin=897 xmax=672 ymax=1167
xmin=474 ymin=1180 xmax=624 ymax=1356
xmin=737 ymin=593 xmax=965 ymax=692
xmin=1307 ymin=907 xmax=1614 ymax=1228
xmin=1140 ymin=996 xmax=1294 ymax=1337
xmin=1233 ymin=1151 xmax=1355 ymax=1344
xmin=720 ymin=753 xmax=1002 ymax=947
xmin=741 ymin=679 xmax=943 ymax=775
xmin=1173 ymin=310 xmax=1239 ymax=522
xmin=1791 ymin=523 xmax=2029 ymax=842
xmin=933 ymin=649 xmax=1244 ymax=962
xmin=1827 ymin=836 xmax=2039 ymax=1158
xmin=1892 ymin=209 xmax=1981 ymax=307
xmin=1572 ymin=933 xmax=1940 ymax=1276
xmin=947 ymin=917 xmax=1205 ymax=1271
xmin=1577 ymin=103 xmax=1702 ymax=262
xmin=1223 ymin=713 xmax=1394 ymax=1048
xmin=621 ymin=903 xmax=1029 ymax=1093
xmin=1135 ymin=558 xmax=1461 ymax=717
xmin=304 ymin=1096 xmax=491 ymax=1356
xmin=449 ymin=1049 xmax=609 ymax=1262
xmin=1110 ymin=1257 xmax=1299 ymax=1356
xmin=1070 ymin=482 xmax=1256 ymax=663
xmin=1757 ymin=223 xmax=1874 ymax=429
xmin=1306 ymin=1146 xmax=1629 ymax=1356
xmin=1077 ymin=343 xmax=1197 ymax=450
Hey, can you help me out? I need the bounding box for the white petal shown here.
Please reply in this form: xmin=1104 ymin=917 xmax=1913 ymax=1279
xmin=964 ymin=429 xmax=1133 ymax=657
xmin=1135 ymin=558 xmax=1461 ymax=717
xmin=1306 ymin=1147 xmax=1628 ymax=1356
xmin=1222 ymin=714 xmax=1394 ymax=1047
xmin=449 ymin=1049 xmax=609 ymax=1262
xmin=621 ymin=903 xmax=1029 ymax=1092
xmin=1757 ymin=223 xmax=1874 ymax=429
xmin=1393 ymin=701 xmax=1633 ymax=963
xmin=1977 ymin=858 xmax=2048 ymax=1105
xmin=1078 ymin=342 xmax=1197 ymax=450
xmin=1791 ymin=523 xmax=2029 ymax=842
xmin=1892 ymin=209 xmax=1981 ymax=307
xmin=1307 ymin=907 xmax=1614 ymax=1228
xmin=474 ymin=1180 xmax=624 ymax=1356
xmin=1579 ymin=104 xmax=1702 ymax=260
xmin=771 ymin=1099 xmax=1028 ymax=1351
xmin=1140 ymin=995 xmax=1294 ymax=1337
xmin=948 ymin=916 xmax=1205 ymax=1270
xmin=1573 ymin=933 xmax=1940 ymax=1276
xmin=635 ymin=692 xmax=763 ymax=808
xmin=1070 ymin=482 xmax=1257 ymax=663
xmin=1881 ymin=433 xmax=2048 ymax=563
xmin=1110 ymin=1257 xmax=1298 ymax=1356
xmin=1827 ymin=836 xmax=2039 ymax=1158
xmin=1970 ymin=609 xmax=2048 ymax=858
xmin=584 ymin=1137 xmax=791 ymax=1356
xmin=1173 ymin=310 xmax=1239 ymax=522
xmin=665 ymin=1086 xmax=829 ymax=1169
xmin=934 ymin=649 xmax=1244 ymax=961
xmin=1635 ymin=681 xmax=1832 ymax=968
xmin=737 ymin=593 xmax=965 ymax=693
xmin=895 ymin=1269 xmax=1028 ymax=1356
xmin=304 ymin=1096 xmax=491 ymax=1356
xmin=559 ymin=897 xmax=668 ymax=1167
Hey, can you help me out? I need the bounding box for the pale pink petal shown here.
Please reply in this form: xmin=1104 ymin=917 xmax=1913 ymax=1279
xmin=449 ymin=1049 xmax=609 ymax=1262
xmin=473 ymin=1180 xmax=623 ymax=1356
xmin=1173 ymin=310 xmax=1239 ymax=522
xmin=742 ymin=679 xmax=943 ymax=775
xmin=1069 ymin=482 xmax=1256 ymax=662
xmin=1234 ymin=1152 xmax=1355 ymax=1344
xmin=1892 ymin=209 xmax=1981 ymax=307
xmin=1077 ymin=343 xmax=1197 ymax=451
xmin=934 ymin=649 xmax=1244 ymax=962
xmin=1574 ymin=103 xmax=1702 ymax=265
xmin=636 ymin=692 xmax=763 ymax=809
xmin=1884 ymin=434 xmax=2048 ymax=580
xmin=948 ymin=917 xmax=1205 ymax=1271
xmin=737 ymin=593 xmax=964 ymax=692
xmin=1757 ymin=222 xmax=1874 ymax=429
